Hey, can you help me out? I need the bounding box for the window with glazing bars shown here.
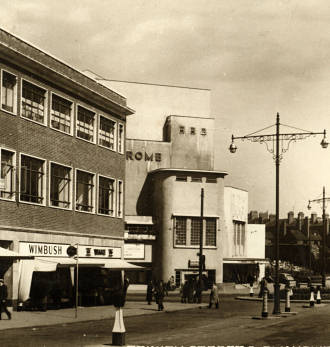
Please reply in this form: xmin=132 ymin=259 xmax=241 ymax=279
xmin=99 ymin=116 xmax=116 ymax=149
xmin=77 ymin=106 xmax=95 ymax=142
xmin=0 ymin=149 xmax=15 ymax=200
xmin=50 ymin=163 xmax=71 ymax=208
xmin=51 ymin=95 xmax=72 ymax=134
xmin=117 ymin=180 xmax=123 ymax=217
xmin=118 ymin=124 xmax=124 ymax=153
xmin=205 ymin=218 xmax=216 ymax=246
xmin=98 ymin=176 xmax=115 ymax=215
xmin=21 ymin=80 xmax=46 ymax=124
xmin=191 ymin=217 xmax=201 ymax=245
xmin=175 ymin=217 xmax=186 ymax=245
xmin=233 ymin=221 xmax=245 ymax=256
xmin=1 ymin=71 xmax=17 ymax=113
xmin=20 ymin=155 xmax=44 ymax=204
xmin=76 ymin=170 xmax=94 ymax=212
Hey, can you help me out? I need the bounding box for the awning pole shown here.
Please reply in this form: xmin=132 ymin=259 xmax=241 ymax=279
xmin=75 ymin=243 xmax=79 ymax=319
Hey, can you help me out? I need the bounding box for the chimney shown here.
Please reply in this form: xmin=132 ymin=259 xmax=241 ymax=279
xmin=282 ymin=220 xmax=287 ymax=237
xmin=288 ymin=211 xmax=294 ymax=224
xmin=298 ymin=212 xmax=304 ymax=231
xmin=311 ymin=213 xmax=317 ymax=224
xmin=303 ymin=216 xmax=309 ymax=237
xmin=269 ymin=214 xmax=276 ymax=223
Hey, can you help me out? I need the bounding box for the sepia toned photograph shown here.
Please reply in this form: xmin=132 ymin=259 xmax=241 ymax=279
xmin=1 ymin=1 xmax=330 ymax=346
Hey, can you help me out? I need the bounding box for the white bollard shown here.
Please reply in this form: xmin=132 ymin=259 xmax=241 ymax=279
xmin=112 ymin=307 xmax=126 ymax=346
xmin=285 ymin=286 xmax=291 ymax=312
xmin=316 ymin=286 xmax=321 ymax=304
xmin=261 ymin=288 xmax=268 ymax=318
xmin=250 ymin=284 xmax=254 ymax=297
xmin=309 ymin=287 xmax=315 ymax=307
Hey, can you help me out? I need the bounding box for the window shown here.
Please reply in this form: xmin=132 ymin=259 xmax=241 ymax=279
xmin=176 ymin=176 xmax=187 ymax=182
xmin=51 ymin=94 xmax=73 ymax=134
xmin=76 ymin=170 xmax=95 ymax=212
xmin=21 ymin=80 xmax=47 ymax=125
xmin=1 ymin=70 xmax=17 ymax=114
xmin=0 ymin=149 xmax=15 ymax=200
xmin=179 ymin=126 xmax=185 ymax=134
xmin=118 ymin=123 xmax=124 ymax=154
xmin=201 ymin=128 xmax=207 ymax=135
xmin=191 ymin=218 xmax=201 ymax=245
xmin=99 ymin=116 xmax=116 ymax=150
xmin=233 ymin=221 xmax=245 ymax=256
xmin=206 ymin=177 xmax=217 ymax=183
xmin=205 ymin=218 xmax=216 ymax=246
xmin=175 ymin=217 xmax=186 ymax=245
xmin=76 ymin=106 xmax=95 ymax=142
xmin=190 ymin=127 xmax=196 ymax=135
xmin=20 ymin=155 xmax=45 ymax=204
xmin=98 ymin=176 xmax=115 ymax=216
xmin=191 ymin=177 xmax=202 ymax=183
xmin=117 ymin=180 xmax=123 ymax=218
xmin=50 ymin=163 xmax=71 ymax=209
xmin=174 ymin=216 xmax=217 ymax=247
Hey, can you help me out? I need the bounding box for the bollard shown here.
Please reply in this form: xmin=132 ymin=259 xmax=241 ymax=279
xmin=309 ymin=287 xmax=315 ymax=307
xmin=249 ymin=284 xmax=254 ymax=297
xmin=316 ymin=286 xmax=321 ymax=304
xmin=261 ymin=288 xmax=268 ymax=318
xmin=285 ymin=286 xmax=291 ymax=312
xmin=112 ymin=307 xmax=126 ymax=346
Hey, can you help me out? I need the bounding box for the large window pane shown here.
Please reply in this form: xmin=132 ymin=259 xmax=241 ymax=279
xmin=21 ymin=80 xmax=46 ymax=124
xmin=50 ymin=163 xmax=71 ymax=208
xmin=99 ymin=116 xmax=116 ymax=150
xmin=1 ymin=71 xmax=17 ymax=113
xmin=191 ymin=218 xmax=201 ymax=245
xmin=98 ymin=176 xmax=115 ymax=216
xmin=0 ymin=149 xmax=15 ymax=200
xmin=205 ymin=218 xmax=216 ymax=246
xmin=20 ymin=155 xmax=44 ymax=204
xmin=51 ymin=94 xmax=72 ymax=134
xmin=175 ymin=217 xmax=187 ymax=245
xmin=76 ymin=170 xmax=94 ymax=212
xmin=77 ymin=106 xmax=95 ymax=142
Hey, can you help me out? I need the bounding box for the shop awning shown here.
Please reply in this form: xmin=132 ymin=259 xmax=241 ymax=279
xmin=35 ymin=257 xmax=143 ymax=269
xmin=0 ymin=247 xmax=32 ymax=258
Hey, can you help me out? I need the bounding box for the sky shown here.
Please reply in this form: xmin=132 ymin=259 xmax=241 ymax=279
xmin=2 ymin=0 xmax=330 ymax=217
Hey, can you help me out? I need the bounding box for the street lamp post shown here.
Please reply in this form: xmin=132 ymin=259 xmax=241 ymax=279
xmin=229 ymin=113 xmax=328 ymax=314
xmin=307 ymin=186 xmax=330 ymax=287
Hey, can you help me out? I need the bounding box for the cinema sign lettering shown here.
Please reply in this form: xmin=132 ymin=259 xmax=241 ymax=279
xmin=126 ymin=151 xmax=162 ymax=162
xmin=19 ymin=242 xmax=122 ymax=259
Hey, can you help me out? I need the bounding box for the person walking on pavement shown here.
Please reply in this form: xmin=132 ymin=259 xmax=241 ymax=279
xmin=208 ymin=282 xmax=219 ymax=309
xmin=146 ymin=280 xmax=153 ymax=305
xmin=154 ymin=280 xmax=165 ymax=311
xmin=0 ymin=279 xmax=11 ymax=320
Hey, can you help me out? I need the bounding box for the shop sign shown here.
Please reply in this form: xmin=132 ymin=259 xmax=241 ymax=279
xmin=188 ymin=260 xmax=199 ymax=268
xmin=126 ymin=151 xmax=162 ymax=162
xmin=82 ymin=245 xmax=121 ymax=259
xmin=20 ymin=242 xmax=70 ymax=257
xmin=124 ymin=243 xmax=145 ymax=259
xmin=19 ymin=242 xmax=122 ymax=259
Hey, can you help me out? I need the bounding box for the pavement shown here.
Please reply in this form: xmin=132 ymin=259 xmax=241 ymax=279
xmin=0 ymin=300 xmax=207 ymax=331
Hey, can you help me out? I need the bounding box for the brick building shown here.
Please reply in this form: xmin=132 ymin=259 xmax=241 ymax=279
xmin=0 ymin=29 xmax=135 ymax=308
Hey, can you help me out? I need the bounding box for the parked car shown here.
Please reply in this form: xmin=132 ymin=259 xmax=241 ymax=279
xmin=279 ymin=273 xmax=296 ymax=288
xmin=293 ymin=271 xmax=312 ymax=288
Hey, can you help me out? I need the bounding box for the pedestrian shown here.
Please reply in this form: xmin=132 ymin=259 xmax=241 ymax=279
xmin=208 ymin=282 xmax=219 ymax=309
xmin=0 ymin=279 xmax=11 ymax=320
xmin=146 ymin=280 xmax=153 ymax=305
xmin=154 ymin=280 xmax=165 ymax=311
xmin=181 ymin=280 xmax=189 ymax=303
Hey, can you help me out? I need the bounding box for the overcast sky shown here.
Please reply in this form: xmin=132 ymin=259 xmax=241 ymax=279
xmin=2 ymin=0 xmax=330 ymax=217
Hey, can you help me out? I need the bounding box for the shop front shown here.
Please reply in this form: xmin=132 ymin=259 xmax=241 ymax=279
xmin=17 ymin=242 xmax=140 ymax=310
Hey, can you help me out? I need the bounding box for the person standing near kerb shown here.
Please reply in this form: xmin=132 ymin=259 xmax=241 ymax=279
xmin=0 ymin=279 xmax=11 ymax=320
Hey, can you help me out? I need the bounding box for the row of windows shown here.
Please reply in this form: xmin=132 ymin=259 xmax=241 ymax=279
xmin=179 ymin=126 xmax=207 ymax=135
xmin=0 ymin=148 xmax=123 ymax=218
xmin=0 ymin=69 xmax=125 ymax=153
xmin=174 ymin=216 xmax=217 ymax=247
xmin=175 ymin=176 xmax=217 ymax=183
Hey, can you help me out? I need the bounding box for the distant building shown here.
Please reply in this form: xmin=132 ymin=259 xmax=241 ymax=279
xmin=249 ymin=210 xmax=329 ymax=272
